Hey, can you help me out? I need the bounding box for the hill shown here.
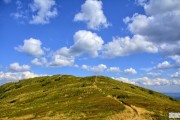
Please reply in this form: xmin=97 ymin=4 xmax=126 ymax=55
xmin=0 ymin=75 xmax=179 ymax=120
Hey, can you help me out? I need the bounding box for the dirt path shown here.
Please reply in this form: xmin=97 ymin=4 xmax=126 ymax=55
xmin=93 ymin=76 xmax=153 ymax=120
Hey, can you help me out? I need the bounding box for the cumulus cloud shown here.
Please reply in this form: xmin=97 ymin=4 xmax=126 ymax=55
xmin=70 ymin=30 xmax=104 ymax=57
xmin=15 ymin=38 xmax=44 ymax=57
xmin=48 ymin=54 xmax=74 ymax=67
xmin=31 ymin=57 xmax=47 ymax=66
xmin=125 ymin=0 xmax=180 ymax=56
xmin=143 ymin=0 xmax=180 ymax=15
xmin=81 ymin=64 xmax=107 ymax=73
xmin=28 ymin=30 xmax=103 ymax=68
xmin=9 ymin=63 xmax=30 ymax=72
xmin=114 ymin=76 xmax=180 ymax=86
xmin=171 ymin=71 xmax=180 ymax=78
xmin=74 ymin=0 xmax=109 ymax=30
xmin=134 ymin=77 xmax=170 ymax=86
xmin=124 ymin=68 xmax=137 ymax=74
xmin=170 ymin=55 xmax=180 ymax=64
xmin=114 ymin=77 xmax=135 ymax=84
xmin=0 ymin=71 xmax=46 ymax=83
xmin=147 ymin=72 xmax=161 ymax=77
xmin=107 ymin=67 xmax=120 ymax=73
xmin=156 ymin=61 xmax=173 ymax=69
xmin=102 ymin=35 xmax=158 ymax=58
xmin=29 ymin=0 xmax=57 ymax=24
xmin=31 ymin=48 xmax=74 ymax=68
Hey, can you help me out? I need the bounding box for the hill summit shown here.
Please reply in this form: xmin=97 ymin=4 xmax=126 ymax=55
xmin=0 ymin=75 xmax=179 ymax=120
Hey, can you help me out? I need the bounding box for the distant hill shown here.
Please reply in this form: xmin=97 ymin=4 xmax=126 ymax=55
xmin=0 ymin=75 xmax=179 ymax=120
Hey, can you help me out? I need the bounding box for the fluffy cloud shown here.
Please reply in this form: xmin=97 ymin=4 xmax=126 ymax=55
xmin=156 ymin=61 xmax=173 ymax=69
xmin=9 ymin=63 xmax=30 ymax=72
xmin=114 ymin=77 xmax=135 ymax=84
xmin=31 ymin=48 xmax=74 ymax=67
xmin=29 ymin=30 xmax=103 ymax=68
xmin=29 ymin=0 xmax=57 ymax=24
xmin=171 ymin=71 xmax=180 ymax=78
xmin=0 ymin=71 xmax=45 ymax=83
xmin=48 ymin=54 xmax=74 ymax=67
xmin=124 ymin=68 xmax=137 ymax=74
xmin=107 ymin=67 xmax=120 ymax=73
xmin=74 ymin=0 xmax=109 ymax=30
xmin=125 ymin=0 xmax=180 ymax=55
xmin=143 ymin=0 xmax=180 ymax=15
xmin=81 ymin=64 xmax=107 ymax=73
xmin=170 ymin=55 xmax=180 ymax=64
xmin=114 ymin=76 xmax=180 ymax=86
xmin=102 ymin=35 xmax=158 ymax=58
xmin=70 ymin=30 xmax=104 ymax=57
xmin=15 ymin=38 xmax=44 ymax=57
xmin=147 ymin=72 xmax=161 ymax=77
xmin=134 ymin=77 xmax=170 ymax=86
xmin=31 ymin=57 xmax=47 ymax=66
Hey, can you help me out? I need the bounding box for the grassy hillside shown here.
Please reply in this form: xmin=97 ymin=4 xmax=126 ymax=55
xmin=0 ymin=75 xmax=179 ymax=120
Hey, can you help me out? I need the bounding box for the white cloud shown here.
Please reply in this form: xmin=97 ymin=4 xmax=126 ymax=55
xmin=70 ymin=30 xmax=104 ymax=57
xmin=172 ymin=80 xmax=180 ymax=85
xmin=134 ymin=77 xmax=170 ymax=86
xmin=143 ymin=0 xmax=180 ymax=15
xmin=107 ymin=67 xmax=120 ymax=73
xmin=124 ymin=68 xmax=137 ymax=74
xmin=81 ymin=64 xmax=107 ymax=73
xmin=114 ymin=77 xmax=135 ymax=84
xmin=157 ymin=61 xmax=173 ymax=69
xmin=114 ymin=76 xmax=180 ymax=86
xmin=159 ymin=42 xmax=180 ymax=55
xmin=147 ymin=72 xmax=161 ymax=77
xmin=48 ymin=54 xmax=74 ymax=67
xmin=102 ymin=35 xmax=158 ymax=58
xmin=125 ymin=0 xmax=180 ymax=56
xmin=171 ymin=71 xmax=180 ymax=78
xmin=31 ymin=47 xmax=74 ymax=68
xmin=9 ymin=63 xmax=30 ymax=72
xmin=31 ymin=57 xmax=47 ymax=66
xmin=170 ymin=55 xmax=180 ymax=64
xmin=52 ymin=30 xmax=103 ymax=60
xmin=0 ymin=71 xmax=46 ymax=83
xmin=15 ymin=38 xmax=44 ymax=57
xmin=30 ymin=0 xmax=57 ymax=24
xmin=30 ymin=30 xmax=104 ymax=68
xmin=47 ymin=47 xmax=74 ymax=67
xmin=74 ymin=0 xmax=109 ymax=30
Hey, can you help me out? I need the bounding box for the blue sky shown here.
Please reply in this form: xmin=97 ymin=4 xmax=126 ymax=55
xmin=0 ymin=0 xmax=180 ymax=93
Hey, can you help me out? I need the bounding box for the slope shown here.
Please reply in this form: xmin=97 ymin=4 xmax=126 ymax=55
xmin=0 ymin=75 xmax=179 ymax=120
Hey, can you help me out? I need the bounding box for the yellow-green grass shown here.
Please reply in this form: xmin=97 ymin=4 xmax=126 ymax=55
xmin=0 ymin=75 xmax=179 ymax=119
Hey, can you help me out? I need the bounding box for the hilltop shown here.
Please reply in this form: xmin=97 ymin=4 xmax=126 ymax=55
xmin=0 ymin=75 xmax=179 ymax=120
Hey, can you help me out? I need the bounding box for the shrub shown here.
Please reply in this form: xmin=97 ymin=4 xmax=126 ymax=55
xmin=14 ymin=84 xmax=22 ymax=89
xmin=9 ymin=100 xmax=16 ymax=103
xmin=169 ymin=97 xmax=176 ymax=101
xmin=148 ymin=90 xmax=154 ymax=94
xmin=130 ymin=86 xmax=135 ymax=89
xmin=116 ymin=94 xmax=129 ymax=99
xmin=113 ymin=86 xmax=120 ymax=89
xmin=41 ymin=81 xmax=51 ymax=87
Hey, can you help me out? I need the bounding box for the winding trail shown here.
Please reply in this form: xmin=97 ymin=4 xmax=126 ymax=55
xmin=93 ymin=76 xmax=153 ymax=120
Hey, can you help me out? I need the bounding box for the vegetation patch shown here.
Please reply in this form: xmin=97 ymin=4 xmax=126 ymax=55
xmin=0 ymin=75 xmax=179 ymax=120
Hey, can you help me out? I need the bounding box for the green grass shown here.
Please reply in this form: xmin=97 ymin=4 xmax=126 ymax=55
xmin=0 ymin=75 xmax=179 ymax=119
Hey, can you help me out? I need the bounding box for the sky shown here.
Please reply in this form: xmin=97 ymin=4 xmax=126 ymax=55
xmin=0 ymin=0 xmax=180 ymax=93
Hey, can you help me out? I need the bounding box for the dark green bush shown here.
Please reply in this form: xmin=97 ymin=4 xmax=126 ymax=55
xmin=113 ymin=86 xmax=120 ymax=89
xmin=148 ymin=90 xmax=154 ymax=94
